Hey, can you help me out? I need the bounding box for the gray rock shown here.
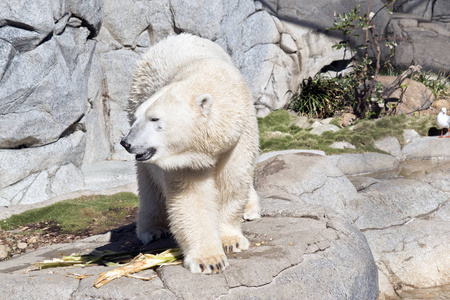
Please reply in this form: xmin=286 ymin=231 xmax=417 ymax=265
xmin=355 ymin=178 xmax=448 ymax=230
xmin=0 ymin=31 xmax=94 ymax=148
xmin=394 ymin=0 xmax=436 ymax=20
xmin=240 ymin=43 xmax=295 ymax=117
xmin=280 ymin=33 xmax=297 ymax=53
xmin=0 ymin=39 xmax=14 ymax=82
xmin=310 ymin=124 xmax=340 ymax=135
xmin=0 ymin=0 xmax=53 ymax=52
xmin=330 ymin=141 xmax=356 ymax=149
xmin=289 ymin=115 xmax=309 ymax=128
xmin=67 ymin=0 xmax=103 ymax=36
xmin=376 ymin=76 xmax=435 ymax=115
xmin=282 ymin=0 xmax=391 ymax=79
xmin=364 ymin=202 xmax=450 ymax=290
xmin=328 ymin=153 xmax=399 ymax=175
xmin=255 ymin=152 xmax=360 ymax=221
xmin=374 ymin=136 xmax=404 ymax=161
xmin=98 ymin=49 xmax=140 ymax=160
xmin=145 ymin=0 xmax=174 ymax=45
xmin=388 ymin=13 xmax=450 ymax=73
xmin=83 ymin=53 xmax=111 ymax=165
xmin=171 ymin=0 xmax=223 ymax=40
xmin=348 ymin=176 xmax=380 ymax=192
xmin=49 ymin=163 xmax=85 ymax=196
xmin=402 ymin=136 xmax=450 ymax=159
xmin=255 ymin=150 xmax=450 ymax=298
xmin=0 ymin=130 xmax=85 ymax=191
xmin=0 ymin=131 xmax=85 ymax=205
xmin=81 ymin=161 xmax=136 ymax=192
xmin=403 ymin=129 xmax=421 ymax=144
xmin=241 ymin=11 xmax=280 ymax=51
xmin=258 ymin=149 xmax=325 ymax=163
xmin=102 ymin=0 xmax=152 ymax=48
xmin=433 ymin=0 xmax=450 ymax=23
xmin=0 ymin=214 xmax=378 ymax=299
xmin=353 ymin=164 xmax=450 ymax=296
xmin=0 ymin=245 xmax=9 ymax=260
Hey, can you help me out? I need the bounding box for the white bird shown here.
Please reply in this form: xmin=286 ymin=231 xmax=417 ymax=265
xmin=436 ymin=107 xmax=450 ymax=138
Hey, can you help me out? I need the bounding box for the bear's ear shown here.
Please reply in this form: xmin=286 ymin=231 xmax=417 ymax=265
xmin=195 ymin=93 xmax=213 ymax=116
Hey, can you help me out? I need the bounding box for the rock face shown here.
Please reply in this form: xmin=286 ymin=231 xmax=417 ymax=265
xmin=0 ymin=205 xmax=378 ymax=299
xmin=0 ymin=0 xmax=393 ymax=206
xmin=358 ymin=164 xmax=450 ymax=298
xmin=0 ymin=0 xmax=100 ymax=149
xmin=255 ymin=152 xmax=450 ymax=298
xmin=387 ymin=0 xmax=450 ymax=73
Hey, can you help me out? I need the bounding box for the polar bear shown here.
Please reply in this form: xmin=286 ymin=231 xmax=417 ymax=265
xmin=120 ymin=34 xmax=260 ymax=274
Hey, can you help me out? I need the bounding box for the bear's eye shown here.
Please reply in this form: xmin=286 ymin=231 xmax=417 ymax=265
xmin=150 ymin=117 xmax=159 ymax=122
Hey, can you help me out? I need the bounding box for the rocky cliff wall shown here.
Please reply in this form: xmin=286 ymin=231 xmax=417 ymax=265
xmin=0 ymin=0 xmax=448 ymax=205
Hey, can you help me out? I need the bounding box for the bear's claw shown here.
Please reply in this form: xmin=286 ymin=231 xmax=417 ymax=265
xmin=222 ymin=235 xmax=249 ymax=253
xmin=185 ymin=254 xmax=229 ymax=274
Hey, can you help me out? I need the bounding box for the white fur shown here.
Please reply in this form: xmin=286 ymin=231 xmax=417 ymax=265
xmin=123 ymin=34 xmax=261 ymax=274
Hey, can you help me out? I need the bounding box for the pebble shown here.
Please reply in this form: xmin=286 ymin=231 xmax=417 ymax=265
xmin=17 ymin=242 xmax=27 ymax=250
xmin=28 ymin=236 xmax=38 ymax=244
xmin=0 ymin=244 xmax=10 ymax=260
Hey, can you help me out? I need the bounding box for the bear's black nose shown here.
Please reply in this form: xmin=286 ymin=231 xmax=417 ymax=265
xmin=120 ymin=139 xmax=131 ymax=151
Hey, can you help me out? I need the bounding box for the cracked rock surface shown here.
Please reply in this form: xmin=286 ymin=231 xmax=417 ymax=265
xmin=255 ymin=152 xmax=450 ymax=299
xmin=0 ymin=207 xmax=377 ymax=299
xmin=356 ymin=163 xmax=450 ymax=299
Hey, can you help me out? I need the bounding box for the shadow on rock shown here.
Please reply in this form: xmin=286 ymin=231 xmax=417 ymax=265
xmin=92 ymin=222 xmax=178 ymax=255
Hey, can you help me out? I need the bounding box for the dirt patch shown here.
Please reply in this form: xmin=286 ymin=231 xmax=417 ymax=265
xmin=0 ymin=207 xmax=138 ymax=261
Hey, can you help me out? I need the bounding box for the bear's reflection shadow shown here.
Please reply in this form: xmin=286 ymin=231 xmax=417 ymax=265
xmin=93 ymin=223 xmax=178 ymax=256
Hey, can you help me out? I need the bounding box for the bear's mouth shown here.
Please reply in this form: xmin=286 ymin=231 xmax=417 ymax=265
xmin=136 ymin=147 xmax=156 ymax=162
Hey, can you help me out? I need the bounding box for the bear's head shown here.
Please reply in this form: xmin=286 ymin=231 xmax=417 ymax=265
xmin=121 ymin=82 xmax=214 ymax=166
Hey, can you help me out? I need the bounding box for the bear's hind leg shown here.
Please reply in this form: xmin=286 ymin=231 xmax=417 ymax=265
xmin=243 ymin=185 xmax=261 ymax=221
xmin=218 ymin=188 xmax=251 ymax=254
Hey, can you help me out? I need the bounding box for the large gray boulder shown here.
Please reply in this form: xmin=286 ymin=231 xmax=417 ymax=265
xmin=254 ymin=151 xmax=450 ymax=298
xmin=356 ymin=167 xmax=450 ymax=297
xmin=387 ymin=11 xmax=450 ymax=73
xmin=255 ymin=152 xmax=361 ymax=221
xmin=0 ymin=208 xmax=378 ymax=299
xmin=327 ymin=153 xmax=399 ymax=175
xmin=0 ymin=131 xmax=86 ymax=205
xmin=402 ymin=136 xmax=450 ymax=159
xmin=374 ymin=136 xmax=404 ymax=161
xmin=0 ymin=1 xmax=100 ymax=149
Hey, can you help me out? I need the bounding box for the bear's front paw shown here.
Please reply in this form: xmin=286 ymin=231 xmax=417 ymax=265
xmin=137 ymin=227 xmax=171 ymax=244
xmin=222 ymin=235 xmax=250 ymax=253
xmin=184 ymin=252 xmax=229 ymax=274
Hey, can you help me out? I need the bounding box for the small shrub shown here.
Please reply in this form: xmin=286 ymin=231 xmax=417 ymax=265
xmin=413 ymin=71 xmax=449 ymax=99
xmin=287 ymin=75 xmax=346 ymax=118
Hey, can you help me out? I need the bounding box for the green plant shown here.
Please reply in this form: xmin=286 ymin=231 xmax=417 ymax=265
xmin=287 ymin=75 xmax=346 ymax=118
xmin=413 ymin=71 xmax=449 ymax=99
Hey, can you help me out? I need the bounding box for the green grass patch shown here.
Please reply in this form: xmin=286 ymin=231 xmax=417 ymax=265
xmin=258 ymin=110 xmax=436 ymax=155
xmin=1 ymin=193 xmax=139 ymax=234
